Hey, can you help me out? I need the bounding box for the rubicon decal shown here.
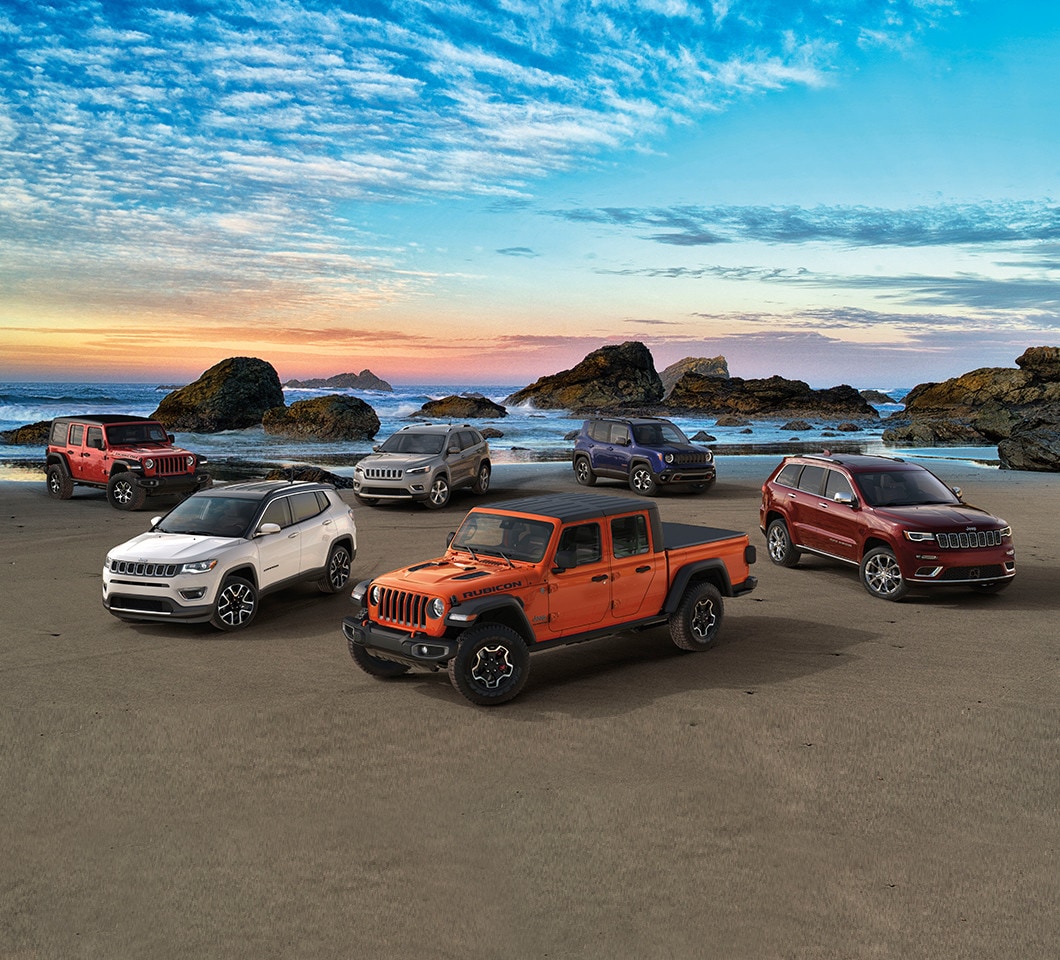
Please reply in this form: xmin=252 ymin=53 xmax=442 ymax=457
xmin=461 ymin=580 xmax=523 ymax=599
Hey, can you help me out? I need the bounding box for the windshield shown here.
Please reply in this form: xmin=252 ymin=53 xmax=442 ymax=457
xmin=106 ymin=422 xmax=169 ymax=444
xmin=452 ymin=513 xmax=554 ymax=564
xmin=856 ymin=470 xmax=960 ymax=508
xmin=632 ymin=421 xmax=689 ymax=445
xmin=156 ymin=496 xmax=259 ymax=537
xmin=378 ymin=432 xmax=445 ymax=455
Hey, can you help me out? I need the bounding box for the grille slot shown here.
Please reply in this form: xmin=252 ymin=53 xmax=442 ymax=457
xmin=364 ymin=467 xmax=403 ymax=479
xmin=375 ymin=587 xmax=428 ymax=630
xmin=110 ymin=560 xmax=181 ymax=578
xmin=673 ymin=453 xmax=709 ymax=465
xmin=936 ymin=530 xmax=1003 ymax=549
xmin=155 ymin=456 xmax=189 ymax=476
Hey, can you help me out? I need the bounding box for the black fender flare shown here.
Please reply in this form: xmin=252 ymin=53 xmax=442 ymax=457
xmin=445 ymin=595 xmax=534 ymax=643
xmin=109 ymin=460 xmax=143 ymax=476
xmin=664 ymin=559 xmax=734 ymax=612
xmin=45 ymin=453 xmax=71 ymax=474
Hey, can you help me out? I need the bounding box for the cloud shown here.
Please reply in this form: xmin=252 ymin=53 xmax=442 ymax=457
xmin=496 ymin=247 xmax=538 ymax=257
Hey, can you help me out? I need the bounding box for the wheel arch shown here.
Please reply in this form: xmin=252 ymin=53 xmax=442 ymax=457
xmin=664 ymin=560 xmax=733 ymax=611
xmin=861 ymin=535 xmax=894 ymax=561
xmin=449 ymin=597 xmax=534 ymax=645
xmin=219 ymin=563 xmax=259 ymax=589
xmin=46 ymin=452 xmax=71 ymax=472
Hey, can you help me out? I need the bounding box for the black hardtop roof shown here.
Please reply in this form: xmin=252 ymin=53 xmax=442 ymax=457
xmin=478 ymin=493 xmax=655 ymax=523
xmin=52 ymin=414 xmax=162 ymax=426
xmin=792 ymin=453 xmax=915 ymax=471
xmin=195 ymin=479 xmax=334 ymax=500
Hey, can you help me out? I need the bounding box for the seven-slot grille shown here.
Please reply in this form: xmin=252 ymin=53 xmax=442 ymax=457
xmin=673 ymin=453 xmax=709 ymax=465
xmin=155 ymin=455 xmax=191 ymax=476
xmin=109 ymin=560 xmax=180 ymax=578
xmin=363 ymin=466 xmax=403 ymax=479
xmin=935 ymin=530 xmax=1004 ymax=549
xmin=374 ymin=587 xmax=429 ymax=630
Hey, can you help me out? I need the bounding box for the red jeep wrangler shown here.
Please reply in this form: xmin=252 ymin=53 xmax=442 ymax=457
xmin=343 ymin=493 xmax=757 ymax=705
xmin=46 ymin=415 xmax=211 ymax=510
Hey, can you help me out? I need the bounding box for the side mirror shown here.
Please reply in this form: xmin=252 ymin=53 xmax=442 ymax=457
xmin=951 ymin=485 xmax=962 ymax=499
xmin=833 ymin=491 xmax=857 ymax=507
xmin=257 ymin=522 xmax=282 ymax=536
xmin=150 ymin=516 xmax=163 ymax=529
xmin=372 ymin=444 xmax=381 ymax=452
xmin=446 ymin=531 xmax=455 ymax=547
xmin=552 ymin=548 xmax=576 ymax=573
xmin=167 ymin=433 xmax=175 ymax=443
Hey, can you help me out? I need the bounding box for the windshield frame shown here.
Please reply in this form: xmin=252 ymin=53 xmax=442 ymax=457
xmin=451 ymin=512 xmax=555 ymax=564
xmin=155 ymin=495 xmax=260 ymax=538
xmin=854 ymin=468 xmax=961 ymax=508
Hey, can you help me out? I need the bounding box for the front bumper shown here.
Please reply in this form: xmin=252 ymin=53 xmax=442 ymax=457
xmin=102 ymin=572 xmax=217 ymax=623
xmin=343 ymin=616 xmax=457 ymax=665
xmin=133 ymin=469 xmax=212 ymax=496
xmin=353 ymin=478 xmax=430 ymax=501
xmin=658 ymin=465 xmax=716 ymax=485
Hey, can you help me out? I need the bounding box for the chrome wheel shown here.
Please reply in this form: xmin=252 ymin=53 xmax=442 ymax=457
xmin=211 ymin=577 xmax=258 ymax=630
xmin=319 ymin=544 xmax=352 ymax=593
xmin=766 ymin=519 xmax=800 ymax=567
xmin=861 ymin=548 xmax=907 ymax=601
xmin=629 ymin=465 xmax=657 ymax=496
xmin=425 ymin=475 xmax=450 ymax=509
xmin=574 ymin=457 xmax=596 ymax=486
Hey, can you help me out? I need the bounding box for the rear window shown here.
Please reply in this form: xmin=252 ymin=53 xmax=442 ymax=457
xmin=796 ymin=465 xmax=826 ymax=494
xmin=774 ymin=463 xmax=802 ymax=488
xmin=50 ymin=421 xmax=71 ymax=445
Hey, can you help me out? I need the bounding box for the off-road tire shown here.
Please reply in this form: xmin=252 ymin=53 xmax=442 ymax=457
xmin=348 ymin=637 xmax=410 ymax=678
xmin=574 ymin=456 xmax=597 ymax=486
xmin=472 ymin=462 xmax=491 ymax=495
xmin=766 ymin=519 xmax=801 ymax=568
xmin=46 ymin=464 xmax=74 ymax=500
xmin=448 ymin=623 xmax=530 ymax=706
xmin=107 ymin=471 xmax=147 ymax=511
xmin=669 ymin=582 xmax=724 ymax=651
xmin=860 ymin=547 xmax=908 ymax=601
xmin=629 ymin=463 xmax=658 ymax=496
xmin=317 ymin=543 xmax=353 ymax=594
xmin=210 ymin=576 xmax=259 ymax=631
xmin=424 ymin=474 xmax=450 ymax=509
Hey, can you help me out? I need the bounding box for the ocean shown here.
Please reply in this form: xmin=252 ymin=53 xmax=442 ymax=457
xmin=0 ymin=380 xmax=997 ymax=481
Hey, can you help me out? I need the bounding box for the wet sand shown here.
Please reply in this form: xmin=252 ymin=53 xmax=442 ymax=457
xmin=1 ymin=458 xmax=1057 ymax=959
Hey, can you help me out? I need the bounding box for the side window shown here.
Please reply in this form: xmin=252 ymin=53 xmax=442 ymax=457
xmin=824 ymin=470 xmax=854 ymax=501
xmin=775 ymin=463 xmax=802 ymax=488
xmin=69 ymin=424 xmax=84 ymax=446
xmin=290 ymin=491 xmax=325 ymax=523
xmin=587 ymin=420 xmax=606 ymax=442
xmin=459 ymin=430 xmax=478 ymax=450
xmin=314 ymin=491 xmax=331 ymax=512
xmin=86 ymin=426 xmax=103 ymax=450
xmin=260 ymin=497 xmax=293 ymax=529
xmin=797 ymin=465 xmax=826 ymax=494
xmin=557 ymin=523 xmax=602 ymax=567
xmin=609 ymin=423 xmax=630 ymax=445
xmin=611 ymin=515 xmax=649 ymax=559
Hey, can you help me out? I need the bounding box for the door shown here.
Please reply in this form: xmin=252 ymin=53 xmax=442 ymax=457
xmin=253 ymin=496 xmax=301 ymax=589
xmin=808 ymin=469 xmax=860 ymax=561
xmin=547 ymin=522 xmax=611 ymax=633
xmin=82 ymin=425 xmax=110 ymax=485
xmin=592 ymin=421 xmax=629 ymax=477
xmin=289 ymin=490 xmax=331 ymax=572
xmin=788 ymin=464 xmax=827 ymax=550
xmin=608 ymin=513 xmax=663 ymax=621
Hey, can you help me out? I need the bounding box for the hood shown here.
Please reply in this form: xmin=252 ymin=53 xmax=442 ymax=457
xmin=108 ymin=531 xmax=237 ymax=562
xmin=378 ymin=555 xmax=535 ymax=592
xmin=871 ymin=503 xmax=1005 ymax=529
xmin=115 ymin=443 xmax=185 ymax=456
xmin=360 ymin=452 xmax=434 ymax=469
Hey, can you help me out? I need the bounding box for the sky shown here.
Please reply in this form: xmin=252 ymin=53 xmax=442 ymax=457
xmin=1 ymin=0 xmax=1058 ymax=388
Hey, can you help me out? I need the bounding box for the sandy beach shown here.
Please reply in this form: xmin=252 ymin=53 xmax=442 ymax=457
xmin=2 ymin=457 xmax=1057 ymax=959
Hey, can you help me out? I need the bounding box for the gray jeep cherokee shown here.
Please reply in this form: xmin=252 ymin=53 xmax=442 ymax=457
xmin=353 ymin=423 xmax=491 ymax=509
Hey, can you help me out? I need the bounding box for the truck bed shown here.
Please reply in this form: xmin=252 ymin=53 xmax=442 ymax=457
xmin=661 ymin=521 xmax=746 ymax=551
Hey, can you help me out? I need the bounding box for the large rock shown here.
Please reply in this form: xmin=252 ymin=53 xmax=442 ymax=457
xmin=1 ymin=420 xmax=52 ymax=445
xmin=660 ymin=356 xmax=729 ymax=397
xmin=997 ymin=403 xmax=1060 ymax=471
xmin=665 ymin=374 xmax=879 ymax=420
xmin=505 ymin=342 xmax=663 ymax=412
xmin=414 ymin=394 xmax=507 ymax=419
xmin=263 ymin=465 xmax=355 ymax=488
xmin=262 ymin=395 xmax=380 ymax=441
xmin=883 ymin=346 xmax=1060 ymax=448
xmin=152 ymin=358 xmax=284 ymax=433
xmin=283 ymin=369 xmax=392 ymax=391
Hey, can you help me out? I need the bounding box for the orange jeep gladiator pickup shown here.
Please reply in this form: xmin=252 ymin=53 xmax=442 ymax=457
xmin=343 ymin=493 xmax=757 ymax=705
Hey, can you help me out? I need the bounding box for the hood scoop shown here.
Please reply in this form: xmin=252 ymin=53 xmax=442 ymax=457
xmin=452 ymin=570 xmax=490 ymax=581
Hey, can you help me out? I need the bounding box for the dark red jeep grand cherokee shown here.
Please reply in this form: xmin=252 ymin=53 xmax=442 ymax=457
xmin=760 ymin=453 xmax=1015 ymax=600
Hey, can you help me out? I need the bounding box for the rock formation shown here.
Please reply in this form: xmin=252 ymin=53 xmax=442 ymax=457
xmin=860 ymin=389 xmax=896 ymax=405
xmin=882 ymin=347 xmax=1060 ymax=452
xmin=998 ymin=403 xmax=1060 ymax=471
xmin=283 ymin=369 xmax=392 ymax=391
xmin=262 ymin=395 xmax=380 ymax=441
xmin=152 ymin=357 xmax=285 ymax=433
xmin=263 ymin=465 xmax=355 ymax=488
xmin=1 ymin=420 xmax=51 ymax=445
xmin=505 ymin=342 xmax=663 ymax=412
xmin=664 ymin=374 xmax=879 ymax=421
xmin=413 ymin=394 xmax=508 ymax=419
xmin=659 ymin=356 xmax=729 ymax=398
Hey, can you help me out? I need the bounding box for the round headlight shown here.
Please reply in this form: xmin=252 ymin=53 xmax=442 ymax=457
xmin=427 ymin=598 xmax=445 ymax=619
xmin=186 ymin=455 xmax=195 ymax=467
xmin=664 ymin=453 xmax=674 ymax=464
xmin=143 ymin=458 xmax=155 ymax=469
xmin=369 ymin=585 xmax=381 ymax=604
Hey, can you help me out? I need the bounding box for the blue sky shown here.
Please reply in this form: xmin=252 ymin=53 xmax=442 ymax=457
xmin=1 ymin=0 xmax=1057 ymax=386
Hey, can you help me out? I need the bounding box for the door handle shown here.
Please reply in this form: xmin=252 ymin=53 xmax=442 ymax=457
xmin=591 ymin=574 xmax=609 ymax=582
xmin=287 ymin=532 xmax=299 ymax=539
xmin=636 ymin=565 xmax=651 ymax=573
